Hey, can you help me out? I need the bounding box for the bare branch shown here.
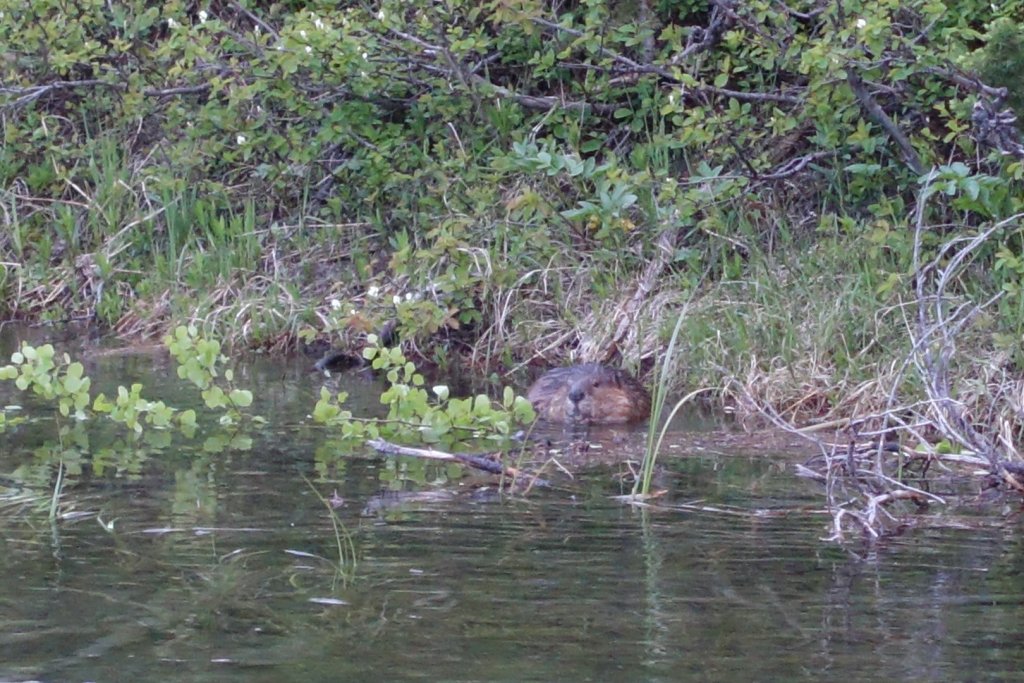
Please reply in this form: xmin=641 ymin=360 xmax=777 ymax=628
xmin=848 ymin=71 xmax=923 ymax=174
xmin=531 ymin=14 xmax=800 ymax=105
xmin=1 ymin=79 xmax=212 ymax=111
xmin=230 ymin=0 xmax=279 ymax=39
xmin=926 ymin=66 xmax=1009 ymax=101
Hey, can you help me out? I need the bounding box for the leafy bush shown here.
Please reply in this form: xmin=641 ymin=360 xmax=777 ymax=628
xmin=1 ymin=0 xmax=1022 ymax=364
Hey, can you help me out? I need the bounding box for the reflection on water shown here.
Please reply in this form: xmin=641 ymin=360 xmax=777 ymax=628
xmin=0 ymin=329 xmax=1022 ymax=681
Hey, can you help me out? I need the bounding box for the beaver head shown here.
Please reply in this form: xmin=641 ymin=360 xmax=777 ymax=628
xmin=527 ymin=363 xmax=651 ymax=424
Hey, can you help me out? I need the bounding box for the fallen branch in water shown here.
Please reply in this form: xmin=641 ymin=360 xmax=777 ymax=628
xmin=365 ymin=438 xmax=549 ymax=488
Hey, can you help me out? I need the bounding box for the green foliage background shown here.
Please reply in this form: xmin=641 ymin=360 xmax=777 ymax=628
xmin=2 ymin=0 xmax=1024 ymax=406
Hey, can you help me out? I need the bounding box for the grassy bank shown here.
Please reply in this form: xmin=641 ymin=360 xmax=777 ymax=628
xmin=4 ymin=163 xmax=1019 ymax=443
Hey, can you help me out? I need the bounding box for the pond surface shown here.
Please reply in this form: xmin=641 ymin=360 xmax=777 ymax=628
xmin=1 ymin=327 xmax=1023 ymax=682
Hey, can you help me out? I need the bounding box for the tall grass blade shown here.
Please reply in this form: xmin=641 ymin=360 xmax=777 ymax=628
xmin=634 ymin=308 xmax=688 ymax=497
xmin=302 ymin=475 xmax=358 ymax=586
xmin=49 ymin=460 xmax=64 ymax=521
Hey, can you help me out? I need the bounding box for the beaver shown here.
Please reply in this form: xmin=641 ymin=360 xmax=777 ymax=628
xmin=527 ymin=363 xmax=651 ymax=424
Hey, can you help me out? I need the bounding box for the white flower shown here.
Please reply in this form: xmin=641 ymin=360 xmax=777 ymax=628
xmin=432 ymin=385 xmax=450 ymax=400
xmin=330 ymin=299 xmax=342 ymax=310
xmin=360 ymin=71 xmax=367 ymax=78
xmin=198 ymin=9 xmax=208 ymax=23
xmin=392 ymin=295 xmax=402 ymax=306
xmin=168 ymin=17 xmax=178 ymax=28
xmin=377 ymin=9 xmax=386 ymax=21
xmin=254 ymin=25 xmax=261 ymax=35
xmin=300 ymin=29 xmax=307 ymax=39
xmin=856 ymin=18 xmax=867 ymax=28
xmin=236 ymin=134 xmax=246 ymax=145
xmin=362 ymin=52 xmax=368 ymax=61
xmin=367 ymin=286 xmax=380 ymax=298
xmin=305 ymin=46 xmax=312 ymax=53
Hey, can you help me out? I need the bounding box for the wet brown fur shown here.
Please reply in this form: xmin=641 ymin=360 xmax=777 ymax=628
xmin=527 ymin=363 xmax=651 ymax=424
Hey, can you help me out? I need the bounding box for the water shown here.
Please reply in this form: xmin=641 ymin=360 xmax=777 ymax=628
xmin=1 ymin=327 xmax=1023 ymax=682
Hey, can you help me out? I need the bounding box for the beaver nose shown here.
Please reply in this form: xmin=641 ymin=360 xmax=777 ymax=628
xmin=568 ymin=387 xmax=585 ymax=403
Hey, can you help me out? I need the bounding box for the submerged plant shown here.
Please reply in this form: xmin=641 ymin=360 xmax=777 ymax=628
xmin=92 ymin=384 xmax=183 ymax=434
xmin=0 ymin=342 xmax=193 ymax=435
xmin=313 ymin=334 xmax=535 ymax=447
xmin=0 ymin=344 xmax=92 ymax=420
xmin=1 ymin=345 xmax=94 ymax=519
xmin=164 ymin=325 xmax=257 ymax=426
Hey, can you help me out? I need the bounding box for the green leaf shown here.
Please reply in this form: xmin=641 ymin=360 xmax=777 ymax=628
xmin=203 ymin=385 xmax=227 ymax=409
xmin=229 ymin=389 xmax=253 ymax=407
xmin=63 ymin=374 xmax=83 ymax=393
xmin=473 ymin=394 xmax=491 ymax=415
